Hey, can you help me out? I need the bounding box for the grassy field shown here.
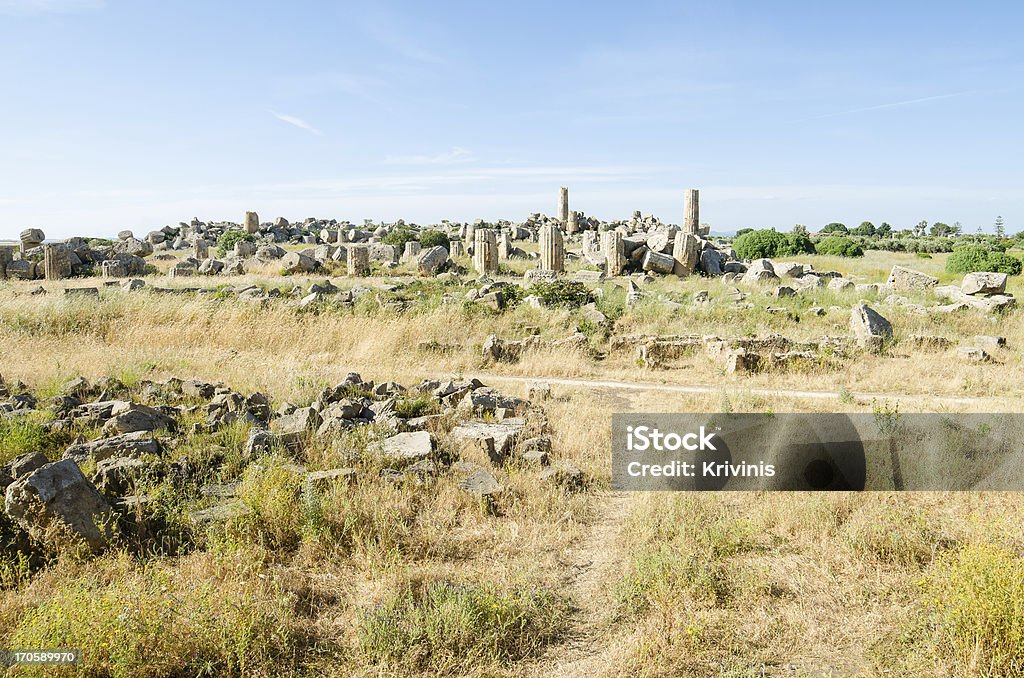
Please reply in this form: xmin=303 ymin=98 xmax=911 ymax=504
xmin=1 ymin=248 xmax=1022 ymax=676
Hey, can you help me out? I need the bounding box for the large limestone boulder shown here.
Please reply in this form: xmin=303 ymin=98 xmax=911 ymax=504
xmin=102 ymin=403 xmax=176 ymax=436
xmin=740 ymin=259 xmax=779 ymax=285
xmin=281 ymin=252 xmax=316 ymax=275
xmin=641 ymin=250 xmax=675 ymax=274
xmin=379 ymin=431 xmax=435 ymax=464
xmin=961 ymin=272 xmax=1007 ymax=296
xmin=886 ymin=266 xmax=937 ymax=291
xmin=417 ymin=246 xmax=449 ymax=276
xmin=5 ymin=459 xmax=114 ymax=553
xmin=850 ymin=303 xmax=893 ymax=351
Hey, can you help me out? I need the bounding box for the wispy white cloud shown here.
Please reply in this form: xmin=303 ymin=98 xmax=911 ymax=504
xmin=793 ymin=91 xmax=983 ymax=122
xmin=268 ymin=111 xmax=323 ymax=136
xmin=0 ymin=0 xmax=104 ymax=15
xmin=383 ymin=147 xmax=474 ymax=165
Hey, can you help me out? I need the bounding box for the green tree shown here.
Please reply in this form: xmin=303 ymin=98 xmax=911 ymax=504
xmin=821 ymin=222 xmax=848 ymax=234
xmin=853 ymin=221 xmax=876 ymax=236
xmin=877 ymin=222 xmax=893 ymax=237
xmin=791 ymin=224 xmax=808 ymax=235
xmin=995 ymin=216 xmax=1006 ymax=238
xmin=929 ymin=222 xmax=953 ymax=237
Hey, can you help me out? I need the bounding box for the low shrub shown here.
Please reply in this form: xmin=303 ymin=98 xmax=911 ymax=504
xmin=815 ymin=235 xmax=864 ymax=257
xmin=946 ymin=246 xmax=1022 ymax=275
xmin=216 ymin=230 xmax=256 ymax=257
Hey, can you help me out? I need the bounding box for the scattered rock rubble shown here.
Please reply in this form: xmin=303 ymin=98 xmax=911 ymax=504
xmin=0 ymin=370 xmax=583 ymax=555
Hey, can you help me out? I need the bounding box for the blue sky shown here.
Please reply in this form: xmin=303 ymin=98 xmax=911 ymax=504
xmin=1 ymin=0 xmax=1022 ymax=239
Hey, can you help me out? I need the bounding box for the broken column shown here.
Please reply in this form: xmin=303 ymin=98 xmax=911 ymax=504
xmin=497 ymin=231 xmax=511 ymax=259
xmin=20 ymin=228 xmax=44 ymax=256
xmin=538 ymin=224 xmax=565 ymax=273
xmin=348 ymin=245 xmax=370 ymax=276
xmin=193 ymin=239 xmax=209 ymax=260
xmin=558 ymin=187 xmax=569 ymax=225
xmin=448 ymin=240 xmax=465 ymax=258
xmin=672 ymin=232 xmax=699 ymax=277
xmin=602 ymin=231 xmax=625 ymax=276
xmin=403 ymin=241 xmax=422 ymax=261
xmin=473 ymin=229 xmax=498 ymax=275
xmin=683 ymin=189 xmax=699 ymax=235
xmin=244 ymin=211 xmax=260 ymax=234
xmin=567 ymin=210 xmax=579 ymax=235
xmin=43 ymin=243 xmax=72 ymax=280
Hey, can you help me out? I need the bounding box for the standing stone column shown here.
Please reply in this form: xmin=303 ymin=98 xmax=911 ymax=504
xmin=244 ymin=211 xmax=260 ymax=235
xmin=194 ymin=239 xmax=209 ymax=260
xmin=43 ymin=244 xmax=72 ymax=280
xmin=473 ymin=229 xmax=498 ymax=275
xmin=672 ymin=232 xmax=699 ymax=277
xmin=348 ymin=245 xmax=370 ymax=276
xmin=683 ymin=189 xmax=699 ymax=235
xmin=602 ymin=231 xmax=625 ymax=276
xmin=538 ymin=224 xmax=565 ymax=273
xmin=497 ymin=231 xmax=511 ymax=259
xmin=567 ymin=210 xmax=579 ymax=235
xmin=557 ymin=187 xmax=569 ymax=225
xmin=448 ymin=240 xmax=465 ymax=258
xmin=464 ymin=224 xmax=477 ymax=255
xmin=582 ymin=230 xmax=599 ymax=254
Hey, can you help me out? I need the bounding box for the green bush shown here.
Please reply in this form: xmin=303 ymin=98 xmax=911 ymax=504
xmin=780 ymin=232 xmax=816 ymax=256
xmin=815 ymin=236 xmax=864 ymax=257
xmin=526 ymin=280 xmax=593 ymax=308
xmin=216 ymin=230 xmax=256 ymax=257
xmin=419 ymin=229 xmax=449 ymax=249
xmin=986 ymin=251 xmax=1023 ymax=275
xmin=732 ymin=229 xmax=786 ymax=259
xmin=946 ymin=246 xmax=1022 ymax=275
xmin=382 ymin=226 xmax=418 ymax=250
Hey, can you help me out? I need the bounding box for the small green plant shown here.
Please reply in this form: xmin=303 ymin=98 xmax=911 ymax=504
xmin=0 ymin=416 xmax=51 ymax=465
xmin=394 ymin=396 xmax=433 ymax=418
xmin=527 ymin=280 xmax=593 ymax=309
xmin=215 ymin=230 xmax=256 ymax=257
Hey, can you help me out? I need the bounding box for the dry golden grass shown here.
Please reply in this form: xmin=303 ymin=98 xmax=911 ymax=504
xmin=0 ymin=247 xmax=1022 ymax=676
